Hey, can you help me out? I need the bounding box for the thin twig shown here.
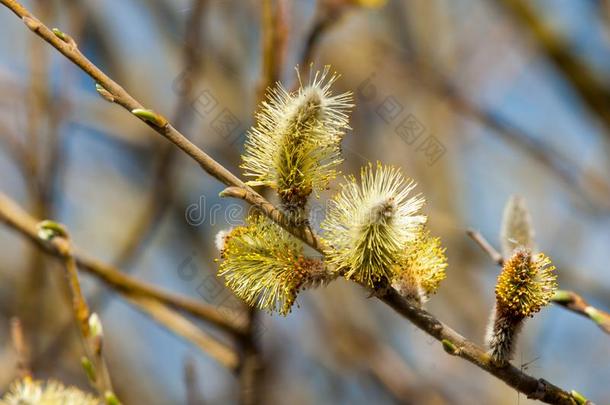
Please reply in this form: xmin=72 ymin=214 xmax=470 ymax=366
xmin=552 ymin=291 xmax=610 ymax=335
xmin=466 ymin=228 xmax=504 ymax=266
xmin=237 ymin=308 xmax=263 ymax=405
xmin=0 ymin=192 xmax=241 ymax=371
xmin=10 ymin=317 xmax=31 ymax=379
xmin=184 ymin=357 xmax=205 ymax=405
xmin=112 ymin=0 xmax=209 ymax=270
xmin=467 ymin=228 xmax=610 ymax=336
xmin=38 ymin=221 xmax=115 ymax=396
xmin=299 ymin=1 xmax=347 ymax=70
xmin=259 ymin=0 xmax=287 ymax=100
xmin=0 ymin=191 xmax=246 ymax=337
xmin=127 ymin=295 xmax=239 ymax=371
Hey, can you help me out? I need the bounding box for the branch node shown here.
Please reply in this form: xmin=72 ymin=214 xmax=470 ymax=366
xmin=95 ymin=83 xmax=115 ymax=103
xmin=37 ymin=219 xmax=68 ymax=240
xmin=131 ymin=108 xmax=169 ymax=128
xmin=51 ymin=27 xmax=76 ymax=47
xmin=441 ymin=339 xmax=460 ymax=355
xmin=22 ymin=16 xmax=41 ymax=32
xmin=220 ymin=186 xmax=247 ymax=199
xmin=527 ymin=378 xmax=548 ymax=400
xmin=104 ymin=391 xmax=122 ymax=405
xmin=570 ymin=389 xmax=589 ymax=405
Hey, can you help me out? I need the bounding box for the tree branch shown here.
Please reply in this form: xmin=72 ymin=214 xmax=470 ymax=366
xmin=127 ymin=295 xmax=239 ymax=371
xmin=0 ymin=192 xmax=245 ymax=337
xmin=379 ymin=289 xmax=580 ymax=404
xmin=553 ymin=291 xmax=610 ymax=334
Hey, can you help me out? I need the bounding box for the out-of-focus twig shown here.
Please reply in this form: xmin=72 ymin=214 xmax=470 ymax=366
xmin=0 ymin=191 xmax=246 ymax=337
xmin=184 ymin=357 xmax=205 ymax=405
xmin=467 ymin=228 xmax=610 ymax=335
xmin=259 ymin=0 xmax=287 ymax=100
xmin=36 ymin=220 xmax=116 ymax=397
xmin=299 ymin=1 xmax=348 ymax=71
xmin=113 ymin=0 xmax=209 ymax=270
xmin=496 ymin=0 xmax=610 ymax=135
xmin=400 ymin=57 xmax=610 ymax=214
xmin=10 ymin=317 xmax=31 ymax=379
xmin=20 ymin=0 xmax=54 ymax=360
xmin=236 ymin=308 xmax=263 ymax=405
xmin=127 ymin=295 xmax=239 ymax=370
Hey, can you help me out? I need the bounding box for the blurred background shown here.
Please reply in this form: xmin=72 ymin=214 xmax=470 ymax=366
xmin=0 ymin=0 xmax=609 ymax=403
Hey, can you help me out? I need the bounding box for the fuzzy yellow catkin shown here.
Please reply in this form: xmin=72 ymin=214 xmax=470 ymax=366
xmin=216 ymin=216 xmax=330 ymax=315
xmin=321 ymin=162 xmax=427 ymax=287
xmin=241 ymin=66 xmax=353 ymax=217
xmin=0 ymin=378 xmax=100 ymax=405
xmin=391 ymin=232 xmax=447 ymax=305
xmin=485 ymin=248 xmax=557 ymax=364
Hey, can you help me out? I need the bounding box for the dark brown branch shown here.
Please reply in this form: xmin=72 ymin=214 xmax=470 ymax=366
xmin=379 ymin=289 xmax=579 ymax=405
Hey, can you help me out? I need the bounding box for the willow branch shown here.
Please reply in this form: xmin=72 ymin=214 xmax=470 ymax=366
xmin=0 ymin=192 xmax=245 ymax=337
xmin=467 ymin=228 xmax=610 ymax=336
xmin=37 ymin=221 xmax=115 ymax=396
xmin=127 ymin=295 xmax=239 ymax=371
xmin=0 ymin=1 xmax=586 ymax=402
xmin=0 ymin=192 xmax=242 ymax=371
xmin=552 ymin=291 xmax=610 ymax=334
xmin=113 ymin=0 xmax=208 ymax=270
xmin=0 ymin=0 xmax=321 ymax=253
xmin=378 ymin=289 xmax=580 ymax=404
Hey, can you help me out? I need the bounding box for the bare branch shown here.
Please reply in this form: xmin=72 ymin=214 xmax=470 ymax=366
xmin=0 ymin=191 xmax=246 ymax=337
xmin=466 ymin=228 xmax=504 ymax=266
xmin=127 ymin=295 xmax=239 ymax=371
xmin=552 ymin=290 xmax=610 ymax=335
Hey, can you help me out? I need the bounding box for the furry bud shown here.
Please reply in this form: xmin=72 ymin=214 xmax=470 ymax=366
xmin=486 ymin=248 xmax=557 ymax=364
xmin=1 ymin=378 xmax=101 ymax=405
xmin=322 ymin=162 xmax=426 ymax=287
xmin=392 ymin=232 xmax=447 ymax=305
xmin=217 ymin=216 xmax=333 ymax=315
xmin=241 ymin=66 xmax=352 ymax=219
